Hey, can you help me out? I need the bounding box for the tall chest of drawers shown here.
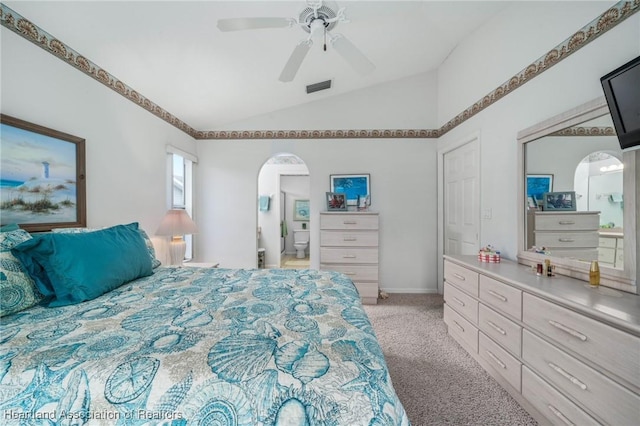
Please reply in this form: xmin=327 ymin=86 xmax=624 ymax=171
xmin=443 ymin=255 xmax=640 ymax=425
xmin=320 ymin=212 xmax=379 ymax=304
xmin=530 ymin=211 xmax=600 ymax=260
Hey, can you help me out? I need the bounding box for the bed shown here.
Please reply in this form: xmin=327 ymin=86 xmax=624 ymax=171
xmin=0 ymin=223 xmax=409 ymax=425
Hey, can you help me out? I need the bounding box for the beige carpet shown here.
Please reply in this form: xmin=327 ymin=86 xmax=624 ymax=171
xmin=363 ymin=294 xmax=537 ymax=426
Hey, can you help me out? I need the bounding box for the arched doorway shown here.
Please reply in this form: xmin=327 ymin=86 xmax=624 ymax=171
xmin=574 ymin=151 xmax=624 ymax=268
xmin=257 ymin=153 xmax=310 ymax=269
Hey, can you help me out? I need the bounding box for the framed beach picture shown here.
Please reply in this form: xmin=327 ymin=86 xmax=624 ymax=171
xmin=0 ymin=114 xmax=86 ymax=232
xmin=330 ymin=174 xmax=370 ymax=206
xmin=293 ymin=199 xmax=310 ymax=221
xmin=526 ymin=174 xmax=553 ymax=203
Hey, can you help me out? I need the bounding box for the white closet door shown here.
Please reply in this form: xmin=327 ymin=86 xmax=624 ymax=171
xmin=444 ymin=139 xmax=479 ymax=255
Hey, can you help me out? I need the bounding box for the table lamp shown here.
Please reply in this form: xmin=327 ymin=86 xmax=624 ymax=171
xmin=156 ymin=209 xmax=197 ymax=266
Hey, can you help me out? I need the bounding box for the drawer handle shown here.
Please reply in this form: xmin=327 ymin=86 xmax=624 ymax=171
xmin=558 ymin=221 xmax=576 ymax=225
xmin=548 ymin=362 xmax=588 ymax=390
xmin=548 ymin=320 xmax=588 ymax=342
xmin=452 ymin=320 xmax=464 ymax=333
xmin=487 ymin=290 xmax=507 ymax=302
xmin=343 ymin=255 xmax=357 ymax=259
xmin=486 ymin=320 xmax=506 ymax=335
xmin=343 ymin=220 xmax=357 ymax=225
xmin=343 ymin=237 xmax=358 ymax=241
xmin=485 ymin=350 xmax=506 ymax=369
xmin=558 ymin=238 xmax=575 ymax=243
xmin=452 ymin=273 xmax=466 ymax=281
xmin=547 ymin=404 xmax=575 ymax=426
xmin=452 ymin=297 xmax=465 ymax=307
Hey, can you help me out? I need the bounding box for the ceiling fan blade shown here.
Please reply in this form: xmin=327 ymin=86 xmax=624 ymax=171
xmin=217 ymin=17 xmax=293 ymax=32
xmin=330 ymin=34 xmax=375 ymax=76
xmin=279 ymin=41 xmax=312 ymax=82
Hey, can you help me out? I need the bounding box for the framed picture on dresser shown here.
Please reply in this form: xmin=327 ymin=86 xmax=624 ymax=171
xmin=526 ymin=174 xmax=553 ymax=203
xmin=542 ymin=191 xmax=576 ymax=211
xmin=326 ymin=192 xmax=347 ymax=211
xmin=330 ymin=174 xmax=370 ymax=206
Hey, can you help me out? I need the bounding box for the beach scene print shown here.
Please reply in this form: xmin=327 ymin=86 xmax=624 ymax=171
xmin=1 ymin=122 xmax=78 ymax=225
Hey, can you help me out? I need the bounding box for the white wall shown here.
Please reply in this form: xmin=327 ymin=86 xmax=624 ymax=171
xmin=4 ymin=2 xmax=637 ymax=292
xmin=196 ymin=139 xmax=437 ymax=293
xmin=527 ymin=135 xmax=621 ymax=192
xmin=437 ymin=12 xmax=640 ymax=261
xmin=216 ymin=71 xmax=439 ymax=130
xmin=1 ymin=28 xmax=197 ymax=264
xmin=437 ymin=1 xmax=615 ymax=124
xmin=197 ymin=3 xmax=639 ymax=294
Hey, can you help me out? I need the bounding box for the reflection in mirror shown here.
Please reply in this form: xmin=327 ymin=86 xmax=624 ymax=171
xmin=525 ymin=114 xmax=623 ymax=267
xmin=518 ymin=97 xmax=637 ymax=294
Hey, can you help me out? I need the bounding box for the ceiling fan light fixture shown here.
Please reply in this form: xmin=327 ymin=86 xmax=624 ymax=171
xmin=309 ymin=19 xmax=326 ymax=37
xmin=299 ymin=5 xmax=338 ymax=33
xmin=218 ymin=1 xmax=374 ymax=82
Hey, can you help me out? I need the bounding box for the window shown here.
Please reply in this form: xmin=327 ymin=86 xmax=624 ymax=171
xmin=167 ymin=146 xmax=197 ymax=261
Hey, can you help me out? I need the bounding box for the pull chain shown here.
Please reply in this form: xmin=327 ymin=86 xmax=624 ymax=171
xmin=324 ymin=27 xmax=327 ymax=51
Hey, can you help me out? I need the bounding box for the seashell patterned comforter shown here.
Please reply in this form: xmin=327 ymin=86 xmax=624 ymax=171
xmin=0 ymin=267 xmax=409 ymax=425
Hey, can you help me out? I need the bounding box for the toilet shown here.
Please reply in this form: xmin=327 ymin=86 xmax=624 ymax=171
xmin=293 ymin=229 xmax=309 ymax=259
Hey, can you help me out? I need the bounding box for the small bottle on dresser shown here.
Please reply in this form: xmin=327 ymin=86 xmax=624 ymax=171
xmin=589 ymin=260 xmax=600 ymax=287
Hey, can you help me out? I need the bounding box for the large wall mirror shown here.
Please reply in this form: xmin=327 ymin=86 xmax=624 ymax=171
xmin=517 ymin=97 xmax=638 ymax=294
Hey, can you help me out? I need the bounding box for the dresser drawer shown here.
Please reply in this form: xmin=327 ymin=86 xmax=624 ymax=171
xmin=321 ymin=264 xmax=378 ymax=282
xmin=479 ymin=332 xmax=521 ymax=392
xmin=444 ymin=282 xmax=478 ymax=325
xmin=320 ymin=214 xmax=378 ymax=230
xmin=353 ymin=281 xmax=378 ymax=299
xmin=535 ymin=213 xmax=599 ymax=231
xmin=597 ymin=246 xmax=616 ymax=264
xmin=444 ymin=261 xmax=479 ymax=297
xmin=522 ymin=366 xmax=599 ymax=426
xmin=479 ymin=275 xmax=522 ymax=320
xmin=320 ymin=247 xmax=378 ymax=264
xmin=523 ymin=330 xmax=640 ymax=425
xmin=478 ymin=304 xmax=522 ymax=357
xmin=598 ymin=237 xmax=617 ymax=249
xmin=320 ymin=230 xmax=378 ymax=247
xmin=444 ymin=304 xmax=478 ymax=354
xmin=616 ymin=246 xmax=624 ymax=268
xmin=534 ymin=231 xmax=599 ymax=248
xmin=523 ymin=293 xmax=640 ymax=389
xmin=539 ymin=248 xmax=598 ymax=261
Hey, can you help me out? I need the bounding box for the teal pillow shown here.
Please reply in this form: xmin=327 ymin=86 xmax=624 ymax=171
xmin=0 ymin=228 xmax=42 ymax=316
xmin=53 ymin=226 xmax=161 ymax=268
xmin=1 ymin=223 xmax=20 ymax=232
xmin=12 ymin=222 xmax=153 ymax=307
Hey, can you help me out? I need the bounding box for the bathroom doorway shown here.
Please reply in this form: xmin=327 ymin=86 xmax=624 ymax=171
xmin=257 ymin=154 xmax=310 ymax=269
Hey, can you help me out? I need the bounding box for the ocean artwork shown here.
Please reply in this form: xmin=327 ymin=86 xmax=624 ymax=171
xmin=0 ymin=115 xmax=85 ymax=231
xmin=330 ymin=174 xmax=371 ymax=205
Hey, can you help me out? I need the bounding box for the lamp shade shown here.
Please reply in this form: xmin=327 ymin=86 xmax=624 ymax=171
xmin=156 ymin=209 xmax=197 ymax=237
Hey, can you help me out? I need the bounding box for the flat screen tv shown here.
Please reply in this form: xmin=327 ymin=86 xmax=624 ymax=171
xmin=600 ymin=55 xmax=640 ymax=151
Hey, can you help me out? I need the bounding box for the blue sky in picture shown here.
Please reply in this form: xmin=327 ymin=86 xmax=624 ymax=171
xmin=0 ymin=123 xmax=76 ymax=184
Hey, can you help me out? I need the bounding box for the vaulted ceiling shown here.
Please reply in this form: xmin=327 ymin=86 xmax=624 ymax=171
xmin=4 ymin=1 xmax=512 ymax=130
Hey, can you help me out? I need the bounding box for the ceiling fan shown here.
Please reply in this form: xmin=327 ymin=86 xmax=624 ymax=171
xmin=217 ymin=0 xmax=375 ymax=82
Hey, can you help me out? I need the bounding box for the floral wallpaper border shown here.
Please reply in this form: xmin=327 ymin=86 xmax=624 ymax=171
xmin=550 ymin=126 xmax=617 ymax=137
xmin=1 ymin=1 xmax=638 ymax=140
